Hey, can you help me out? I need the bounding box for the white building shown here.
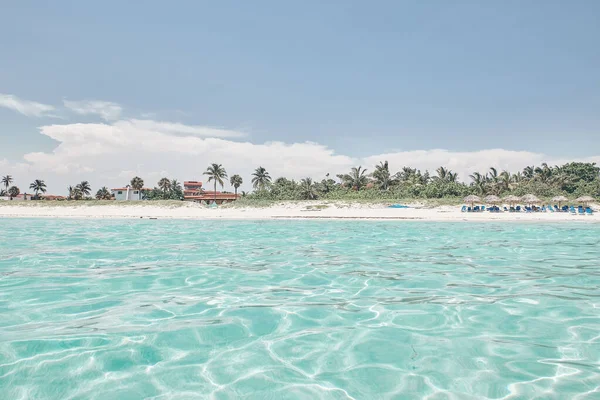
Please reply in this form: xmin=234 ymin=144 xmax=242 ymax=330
xmin=111 ymin=186 xmax=146 ymax=201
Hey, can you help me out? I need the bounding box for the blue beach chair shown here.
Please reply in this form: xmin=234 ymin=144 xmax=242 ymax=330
xmin=585 ymin=207 xmax=593 ymax=215
xmin=554 ymin=205 xmax=559 ymax=212
xmin=461 ymin=205 xmax=467 ymax=212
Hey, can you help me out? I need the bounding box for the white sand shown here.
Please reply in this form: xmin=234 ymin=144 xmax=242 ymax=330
xmin=0 ymin=201 xmax=597 ymax=222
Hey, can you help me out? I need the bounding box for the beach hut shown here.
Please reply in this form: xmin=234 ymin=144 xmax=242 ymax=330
xmin=521 ymin=194 xmax=541 ymax=206
xmin=503 ymin=195 xmax=520 ymax=206
xmin=575 ymin=196 xmax=595 ymax=206
xmin=551 ymin=195 xmax=568 ymax=207
xmin=463 ymin=195 xmax=481 ymax=209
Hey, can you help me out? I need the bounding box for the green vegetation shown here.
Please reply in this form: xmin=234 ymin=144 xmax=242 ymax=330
xmin=204 ymin=163 xmax=228 ymax=203
xmin=230 ymin=174 xmax=243 ymax=196
xmin=144 ymin=178 xmax=184 ymax=200
xmin=8 ymin=186 xmax=20 ymax=199
xmin=95 ymin=187 xmax=112 ymax=200
xmin=2 ymin=161 xmax=598 ymax=205
xmin=2 ymin=175 xmax=13 ymax=193
xmin=29 ymin=179 xmax=47 ymax=199
xmin=130 ymin=176 xmax=144 ymax=191
xmin=242 ymin=162 xmax=600 ymax=202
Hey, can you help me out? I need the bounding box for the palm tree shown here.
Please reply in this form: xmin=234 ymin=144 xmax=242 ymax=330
xmin=498 ymin=170 xmax=511 ymax=193
xmin=299 ymin=177 xmax=318 ymax=200
xmin=435 ymin=166 xmax=449 ymax=182
xmin=204 ymin=163 xmax=228 ymax=203
xmin=130 ymin=176 xmax=144 ymax=191
xmin=29 ymin=179 xmax=47 ymax=199
xmin=534 ymin=163 xmax=552 ymax=183
xmin=130 ymin=176 xmax=145 ymax=200
xmin=446 ymin=171 xmax=459 ymax=183
xmin=76 ymin=181 xmax=91 ymax=197
xmin=171 ymin=179 xmax=182 ymax=192
xmin=67 ymin=185 xmax=74 ymax=200
xmin=95 ymin=186 xmax=112 ymax=200
xmin=72 ymin=187 xmax=83 ymax=200
xmin=469 ymin=172 xmax=486 ymax=195
xmin=2 ymin=175 xmax=13 ymax=192
xmin=511 ymin=171 xmax=524 ymax=185
xmin=251 ymin=166 xmax=271 ymax=190
xmin=340 ymin=166 xmax=369 ymax=190
xmin=523 ymin=166 xmax=535 ymax=180
xmin=230 ymin=174 xmax=243 ymax=196
xmin=373 ymin=161 xmax=392 ymax=190
xmin=8 ymin=186 xmax=20 ymax=200
xmin=158 ymin=178 xmax=171 ymax=194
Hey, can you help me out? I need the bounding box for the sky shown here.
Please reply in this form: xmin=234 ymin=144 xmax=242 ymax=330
xmin=1 ymin=0 xmax=600 ymax=194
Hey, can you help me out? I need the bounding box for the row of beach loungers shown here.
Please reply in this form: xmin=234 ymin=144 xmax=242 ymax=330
xmin=461 ymin=205 xmax=594 ymax=214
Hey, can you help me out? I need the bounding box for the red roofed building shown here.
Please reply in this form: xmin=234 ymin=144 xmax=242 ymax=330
xmin=183 ymin=181 xmax=239 ymax=204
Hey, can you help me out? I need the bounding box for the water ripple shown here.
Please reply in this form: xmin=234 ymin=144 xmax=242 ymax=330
xmin=0 ymin=219 xmax=599 ymax=399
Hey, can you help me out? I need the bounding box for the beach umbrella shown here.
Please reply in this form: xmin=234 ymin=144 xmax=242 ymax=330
xmin=484 ymin=195 xmax=501 ymax=204
xmin=575 ymin=195 xmax=595 ymax=205
xmin=463 ymin=195 xmax=481 ymax=208
xmin=503 ymin=195 xmax=520 ymax=205
xmin=521 ymin=194 xmax=540 ymax=205
xmin=551 ymin=195 xmax=568 ymax=207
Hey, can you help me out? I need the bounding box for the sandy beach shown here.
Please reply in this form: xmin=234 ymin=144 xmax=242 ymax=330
xmin=0 ymin=201 xmax=597 ymax=222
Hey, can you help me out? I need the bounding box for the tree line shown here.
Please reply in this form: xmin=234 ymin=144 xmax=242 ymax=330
xmin=2 ymin=161 xmax=599 ymax=202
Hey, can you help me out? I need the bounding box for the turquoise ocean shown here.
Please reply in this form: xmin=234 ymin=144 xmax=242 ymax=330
xmin=1 ymin=219 xmax=599 ymax=399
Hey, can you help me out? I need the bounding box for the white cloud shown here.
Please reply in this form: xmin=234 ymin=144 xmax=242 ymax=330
xmin=15 ymin=119 xmax=352 ymax=193
xmin=3 ymin=117 xmax=599 ymax=196
xmin=63 ymin=99 xmax=123 ymax=121
xmin=0 ymin=93 xmax=56 ymax=117
xmin=121 ymin=119 xmax=247 ymax=138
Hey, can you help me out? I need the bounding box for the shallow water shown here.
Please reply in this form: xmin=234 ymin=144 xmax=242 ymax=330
xmin=1 ymin=219 xmax=599 ymax=399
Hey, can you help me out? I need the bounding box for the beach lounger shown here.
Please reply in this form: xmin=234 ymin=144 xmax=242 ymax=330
xmin=461 ymin=205 xmax=467 ymax=212
xmin=578 ymin=207 xmax=585 ymax=215
xmin=569 ymin=206 xmax=576 ymax=214
xmin=467 ymin=207 xmax=472 ymax=212
xmin=586 ymin=207 xmax=593 ymax=215
xmin=509 ymin=206 xmax=515 ymax=212
xmin=554 ymin=205 xmax=559 ymax=212
xmin=516 ymin=206 xmax=521 ymax=212
xmin=504 ymin=207 xmax=508 ymax=212
xmin=548 ymin=205 xmax=554 ymax=212
xmin=562 ymin=205 xmax=569 ymax=212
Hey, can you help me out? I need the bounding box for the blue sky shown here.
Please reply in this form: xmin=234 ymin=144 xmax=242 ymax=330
xmin=1 ymin=1 xmax=599 ymax=193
